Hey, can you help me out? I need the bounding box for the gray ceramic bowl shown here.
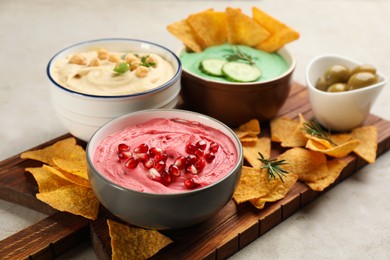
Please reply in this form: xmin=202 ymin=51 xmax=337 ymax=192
xmin=179 ymin=47 xmax=295 ymax=127
xmin=87 ymin=109 xmax=243 ymax=229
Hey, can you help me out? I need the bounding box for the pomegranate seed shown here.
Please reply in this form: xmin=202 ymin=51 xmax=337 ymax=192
xmin=194 ymin=148 xmax=204 ymax=158
xmin=154 ymin=152 xmax=168 ymax=162
xmin=186 ymin=154 xmax=198 ymax=165
xmin=186 ymin=164 xmax=198 ymax=174
xmin=195 ymin=158 xmax=206 ymax=171
xmin=205 ymin=152 xmax=216 ymax=163
xmin=174 ymin=156 xmax=186 ymax=169
xmin=154 ymin=160 xmax=166 ymax=173
xmin=134 ymin=143 xmax=149 ymax=154
xmin=184 ymin=178 xmax=199 ymax=189
xmin=148 ymin=147 xmax=162 ymax=157
xmin=161 ymin=170 xmax=172 ymax=185
xmin=136 ymin=153 xmax=149 ymax=162
xmin=143 ymin=158 xmax=154 ymax=169
xmin=148 ymin=168 xmax=161 ymax=181
xmin=125 ymin=157 xmax=139 ymax=169
xmin=209 ymin=142 xmax=219 ymax=153
xmin=118 ymin=143 xmax=130 ymax=152
xmin=186 ymin=142 xmax=197 ymax=154
xmin=196 ymin=140 xmax=207 ymax=150
xmin=117 ymin=150 xmax=132 ymax=160
xmin=168 ymin=164 xmax=181 ymax=177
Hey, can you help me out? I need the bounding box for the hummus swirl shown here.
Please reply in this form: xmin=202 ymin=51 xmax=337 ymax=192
xmin=52 ymin=50 xmax=175 ymax=96
xmin=93 ymin=118 xmax=238 ymax=194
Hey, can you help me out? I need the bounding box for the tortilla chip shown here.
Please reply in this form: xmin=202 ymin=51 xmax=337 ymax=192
xmin=36 ymin=185 xmax=99 ymax=220
xmin=107 ymin=219 xmax=173 ymax=260
xmin=306 ymin=138 xmax=360 ymax=158
xmin=243 ymin=137 xmax=271 ymax=168
xmin=226 ymin=7 xmax=270 ymax=46
xmin=167 ymin=19 xmax=205 ymax=52
xmin=52 ymin=157 xmax=88 ymax=180
xmin=20 ymin=137 xmax=81 ymax=165
xmin=351 ymin=125 xmax=378 ymax=163
xmin=278 ymin=147 xmax=328 ymax=183
xmin=234 ymin=118 xmax=261 ymax=139
xmin=270 ymin=116 xmax=307 ymax=147
xmin=187 ymin=9 xmax=227 ymax=47
xmin=26 ymin=167 xmax=72 ymax=193
xmin=252 ymin=7 xmax=299 ymax=52
xmin=43 ymin=165 xmax=91 ymax=188
xmin=233 ymin=166 xmax=271 ymax=204
xmin=306 ymin=159 xmax=347 ymax=191
xmin=250 ymin=173 xmax=298 ymax=209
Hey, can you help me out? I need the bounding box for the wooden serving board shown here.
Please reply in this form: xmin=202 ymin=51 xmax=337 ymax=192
xmin=1 ymin=82 xmax=390 ymax=260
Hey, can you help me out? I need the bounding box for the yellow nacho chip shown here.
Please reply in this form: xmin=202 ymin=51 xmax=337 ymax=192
xmin=250 ymin=173 xmax=298 ymax=209
xmin=52 ymin=157 xmax=88 ymax=180
xmin=233 ymin=166 xmax=271 ymax=204
xmin=234 ymin=118 xmax=261 ymax=139
xmin=243 ymin=137 xmax=271 ymax=168
xmin=187 ymin=9 xmax=227 ymax=47
xmin=270 ymin=116 xmax=307 ymax=147
xmin=306 ymin=159 xmax=347 ymax=191
xmin=306 ymin=138 xmax=360 ymax=158
xmin=26 ymin=167 xmax=72 ymax=193
xmin=167 ymin=19 xmax=205 ymax=52
xmin=107 ymin=219 xmax=173 ymax=260
xmin=20 ymin=137 xmax=81 ymax=165
xmin=252 ymin=7 xmax=299 ymax=52
xmin=351 ymin=125 xmax=378 ymax=163
xmin=36 ymin=185 xmax=99 ymax=220
xmin=226 ymin=7 xmax=270 ymax=46
xmin=43 ymin=165 xmax=91 ymax=188
xmin=278 ymin=147 xmax=328 ymax=183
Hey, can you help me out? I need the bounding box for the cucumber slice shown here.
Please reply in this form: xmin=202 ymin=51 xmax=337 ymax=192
xmin=199 ymin=59 xmax=227 ymax=77
xmin=222 ymin=62 xmax=262 ymax=82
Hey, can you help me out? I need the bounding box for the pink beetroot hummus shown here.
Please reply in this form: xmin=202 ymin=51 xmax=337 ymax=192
xmin=93 ymin=118 xmax=237 ymax=194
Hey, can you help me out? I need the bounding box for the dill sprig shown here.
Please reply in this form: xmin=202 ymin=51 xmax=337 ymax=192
xmin=302 ymin=119 xmax=336 ymax=146
xmin=258 ymin=152 xmax=289 ymax=183
xmin=225 ymin=46 xmax=256 ymax=65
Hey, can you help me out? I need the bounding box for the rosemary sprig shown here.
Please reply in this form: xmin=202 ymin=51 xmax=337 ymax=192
xmin=225 ymin=46 xmax=256 ymax=65
xmin=302 ymin=119 xmax=336 ymax=146
xmin=258 ymin=152 xmax=289 ymax=182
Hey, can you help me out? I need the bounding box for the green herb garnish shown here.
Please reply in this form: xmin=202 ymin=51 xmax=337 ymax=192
xmin=258 ymin=152 xmax=289 ymax=182
xmin=302 ymin=119 xmax=336 ymax=146
xmin=140 ymin=55 xmax=156 ymax=67
xmin=113 ymin=62 xmax=129 ymax=74
xmin=225 ymin=46 xmax=256 ymax=65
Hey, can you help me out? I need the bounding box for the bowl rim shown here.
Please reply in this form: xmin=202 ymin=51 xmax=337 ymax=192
xmin=178 ymin=45 xmax=296 ymax=85
xmin=86 ymin=108 xmax=243 ymax=197
xmin=305 ymin=53 xmax=388 ymax=96
xmin=47 ymin=38 xmax=182 ymax=99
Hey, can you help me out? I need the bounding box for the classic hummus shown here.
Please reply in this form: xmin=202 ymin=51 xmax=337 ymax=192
xmin=180 ymin=43 xmax=288 ymax=82
xmin=93 ymin=118 xmax=238 ymax=194
xmin=51 ymin=49 xmax=175 ymax=96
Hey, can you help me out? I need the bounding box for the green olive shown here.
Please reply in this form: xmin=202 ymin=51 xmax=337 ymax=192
xmin=324 ymin=65 xmax=350 ymax=85
xmin=327 ymin=83 xmax=347 ymax=92
xmin=347 ymin=72 xmax=378 ymax=90
xmin=315 ymin=76 xmax=329 ymax=91
xmin=351 ymin=64 xmax=377 ymax=75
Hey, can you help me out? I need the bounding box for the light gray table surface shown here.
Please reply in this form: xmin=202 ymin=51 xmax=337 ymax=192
xmin=1 ymin=0 xmax=389 ymax=259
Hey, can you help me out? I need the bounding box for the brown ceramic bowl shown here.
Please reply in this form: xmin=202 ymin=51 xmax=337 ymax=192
xmin=179 ymin=47 xmax=296 ymax=127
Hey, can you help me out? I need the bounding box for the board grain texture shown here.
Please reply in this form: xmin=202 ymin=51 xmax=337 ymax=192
xmin=1 ymin=82 xmax=389 ymax=260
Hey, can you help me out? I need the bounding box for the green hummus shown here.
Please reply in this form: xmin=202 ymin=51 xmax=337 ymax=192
xmin=180 ymin=43 xmax=289 ymax=83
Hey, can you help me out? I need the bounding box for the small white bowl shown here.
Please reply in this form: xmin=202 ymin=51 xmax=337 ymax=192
xmin=47 ymin=38 xmax=182 ymax=141
xmin=306 ymin=54 xmax=387 ymax=132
